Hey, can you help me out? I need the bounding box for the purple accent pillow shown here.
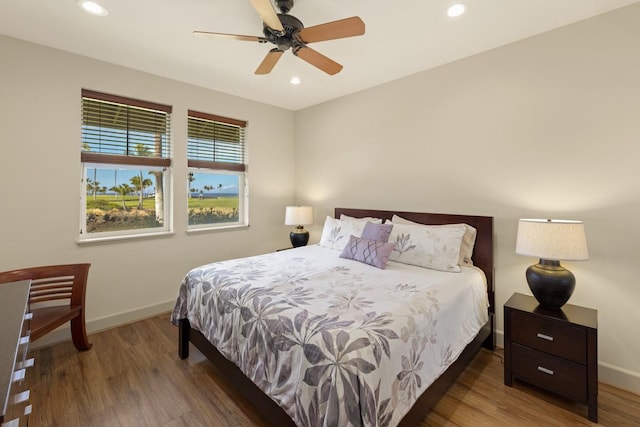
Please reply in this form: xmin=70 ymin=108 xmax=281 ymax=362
xmin=340 ymin=235 xmax=395 ymax=269
xmin=361 ymin=222 xmax=393 ymax=243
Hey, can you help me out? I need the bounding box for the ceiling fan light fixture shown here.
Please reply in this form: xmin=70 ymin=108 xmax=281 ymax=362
xmin=77 ymin=0 xmax=109 ymax=16
xmin=199 ymin=0 xmax=364 ymax=76
xmin=447 ymin=3 xmax=467 ymax=18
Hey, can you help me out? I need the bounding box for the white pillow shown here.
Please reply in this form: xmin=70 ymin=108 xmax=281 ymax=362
xmin=387 ymin=222 xmax=466 ymax=272
xmin=391 ymin=214 xmax=477 ymax=266
xmin=319 ymin=216 xmax=369 ymax=251
xmin=339 ymin=214 xmax=383 ymax=224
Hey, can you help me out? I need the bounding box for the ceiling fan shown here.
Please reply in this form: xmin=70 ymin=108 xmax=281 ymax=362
xmin=194 ymin=0 xmax=365 ymax=75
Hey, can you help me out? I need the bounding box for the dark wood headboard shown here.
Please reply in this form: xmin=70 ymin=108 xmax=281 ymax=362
xmin=335 ymin=208 xmax=495 ymax=347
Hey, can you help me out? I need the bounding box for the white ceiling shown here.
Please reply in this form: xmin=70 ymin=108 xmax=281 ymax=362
xmin=1 ymin=0 xmax=638 ymax=111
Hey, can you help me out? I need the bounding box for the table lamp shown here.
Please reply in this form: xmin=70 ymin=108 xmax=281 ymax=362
xmin=515 ymin=218 xmax=589 ymax=310
xmin=285 ymin=206 xmax=313 ymax=247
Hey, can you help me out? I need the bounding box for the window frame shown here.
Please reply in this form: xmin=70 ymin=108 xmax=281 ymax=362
xmin=79 ymin=89 xmax=173 ymax=241
xmin=80 ymin=163 xmax=172 ymax=240
xmin=186 ymin=110 xmax=249 ymax=231
xmin=186 ymin=169 xmax=247 ymax=231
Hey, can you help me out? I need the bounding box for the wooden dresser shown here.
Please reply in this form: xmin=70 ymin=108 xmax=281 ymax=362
xmin=504 ymin=292 xmax=598 ymax=422
xmin=1 ymin=280 xmax=32 ymax=427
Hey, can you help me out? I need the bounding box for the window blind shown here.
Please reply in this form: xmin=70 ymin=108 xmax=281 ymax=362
xmin=187 ymin=110 xmax=247 ymax=172
xmin=81 ymin=89 xmax=172 ymax=167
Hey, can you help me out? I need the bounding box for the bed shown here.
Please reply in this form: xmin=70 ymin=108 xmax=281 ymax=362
xmin=172 ymin=208 xmax=494 ymax=426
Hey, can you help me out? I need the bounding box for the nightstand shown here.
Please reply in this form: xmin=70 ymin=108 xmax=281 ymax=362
xmin=504 ymin=292 xmax=598 ymax=422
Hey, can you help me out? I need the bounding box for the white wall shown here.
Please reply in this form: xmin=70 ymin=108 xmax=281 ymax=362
xmin=295 ymin=4 xmax=640 ymax=393
xmin=0 ymin=35 xmax=296 ymax=340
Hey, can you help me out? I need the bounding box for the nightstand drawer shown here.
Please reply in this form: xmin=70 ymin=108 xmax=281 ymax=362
xmin=510 ymin=310 xmax=586 ymax=364
xmin=511 ymin=343 xmax=587 ymax=403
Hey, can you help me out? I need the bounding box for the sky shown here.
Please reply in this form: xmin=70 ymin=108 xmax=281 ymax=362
xmin=87 ymin=167 xmax=239 ymax=195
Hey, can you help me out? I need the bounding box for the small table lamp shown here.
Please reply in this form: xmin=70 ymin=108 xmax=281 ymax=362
xmin=285 ymin=206 xmax=313 ymax=247
xmin=515 ymin=218 xmax=589 ymax=310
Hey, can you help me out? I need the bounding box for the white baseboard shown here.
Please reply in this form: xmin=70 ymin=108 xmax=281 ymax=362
xmin=598 ymin=362 xmax=640 ymax=395
xmin=29 ymin=299 xmax=175 ymax=350
xmin=495 ymin=329 xmax=640 ymax=395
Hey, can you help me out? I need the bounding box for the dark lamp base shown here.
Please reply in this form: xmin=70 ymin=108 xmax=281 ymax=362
xmin=526 ymin=259 xmax=576 ymax=310
xmin=289 ymin=227 xmax=309 ymax=248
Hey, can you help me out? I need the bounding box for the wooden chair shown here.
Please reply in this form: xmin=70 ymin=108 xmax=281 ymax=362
xmin=0 ymin=263 xmax=92 ymax=351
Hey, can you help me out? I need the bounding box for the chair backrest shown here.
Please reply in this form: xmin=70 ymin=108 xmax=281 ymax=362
xmin=0 ymin=263 xmax=91 ymax=309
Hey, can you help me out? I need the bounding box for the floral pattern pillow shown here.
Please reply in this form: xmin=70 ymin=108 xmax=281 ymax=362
xmin=319 ymin=216 xmax=369 ymax=251
xmin=388 ymin=222 xmax=466 ymax=272
xmin=391 ymin=215 xmax=477 ymax=266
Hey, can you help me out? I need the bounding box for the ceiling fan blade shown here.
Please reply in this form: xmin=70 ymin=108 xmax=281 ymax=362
xmin=193 ymin=31 xmax=267 ymax=43
xmin=294 ymin=46 xmax=343 ymax=75
xmin=255 ymin=49 xmax=284 ymax=74
xmin=298 ymin=16 xmax=365 ymax=44
xmin=250 ymin=0 xmax=284 ymax=33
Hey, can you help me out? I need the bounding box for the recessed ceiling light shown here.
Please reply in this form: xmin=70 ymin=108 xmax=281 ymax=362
xmin=290 ymin=76 xmax=301 ymax=85
xmin=447 ymin=3 xmax=467 ymax=18
xmin=77 ymin=0 xmax=109 ymax=16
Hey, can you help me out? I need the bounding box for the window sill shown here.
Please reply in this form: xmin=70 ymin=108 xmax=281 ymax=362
xmin=186 ymin=224 xmax=249 ymax=235
xmin=77 ymin=231 xmax=174 ymax=246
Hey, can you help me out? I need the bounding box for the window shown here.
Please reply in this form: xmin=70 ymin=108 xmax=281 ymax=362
xmin=80 ymin=89 xmax=172 ymax=239
xmin=187 ymin=110 xmax=247 ymax=229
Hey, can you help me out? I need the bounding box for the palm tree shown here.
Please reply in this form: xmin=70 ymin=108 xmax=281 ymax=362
xmin=113 ymin=170 xmax=118 ymax=199
xmin=130 ymin=174 xmax=152 ymax=209
xmin=87 ymin=168 xmax=99 ymax=200
xmin=110 ymin=183 xmax=133 ymax=210
xmin=86 ymin=177 xmax=102 ymax=201
xmin=213 ymin=183 xmax=222 ymax=198
xmin=150 ymin=136 xmax=165 ymax=222
xmin=132 ymin=144 xmax=153 ymax=210
xmin=86 ymin=178 xmax=94 ymax=195
xmin=188 ymin=173 xmax=196 ymax=199
xmin=134 ymin=143 xmax=151 ymax=157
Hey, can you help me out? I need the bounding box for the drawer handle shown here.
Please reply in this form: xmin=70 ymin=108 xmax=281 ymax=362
xmin=24 ymin=404 xmax=32 ymax=416
xmin=12 ymin=368 xmax=25 ymax=383
xmin=538 ymin=366 xmax=555 ymax=376
xmin=11 ymin=389 xmax=30 ymax=404
xmin=2 ymin=418 xmax=21 ymax=427
xmin=24 ymin=312 xmax=33 ymax=321
xmin=536 ymin=333 xmax=554 ymax=342
xmin=19 ymin=334 xmax=30 ymax=345
xmin=16 ymin=358 xmax=34 ymax=370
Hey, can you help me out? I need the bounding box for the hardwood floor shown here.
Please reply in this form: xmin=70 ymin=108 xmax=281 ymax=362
xmin=27 ymin=314 xmax=640 ymax=426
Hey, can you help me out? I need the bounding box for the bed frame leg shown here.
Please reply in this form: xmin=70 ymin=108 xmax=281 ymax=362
xmin=482 ymin=312 xmax=496 ymax=350
xmin=178 ymin=318 xmax=190 ymax=359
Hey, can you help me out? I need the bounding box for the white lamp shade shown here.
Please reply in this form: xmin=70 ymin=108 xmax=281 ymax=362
xmin=285 ymin=206 xmax=313 ymax=226
xmin=516 ymin=219 xmax=589 ymax=261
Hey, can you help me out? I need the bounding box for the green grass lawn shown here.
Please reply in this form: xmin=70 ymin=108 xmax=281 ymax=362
xmin=187 ymin=196 xmax=238 ymax=210
xmin=87 ymin=194 xmax=238 ymax=211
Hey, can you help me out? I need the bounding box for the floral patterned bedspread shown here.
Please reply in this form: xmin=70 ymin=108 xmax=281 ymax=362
xmin=171 ymin=245 xmax=488 ymax=427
